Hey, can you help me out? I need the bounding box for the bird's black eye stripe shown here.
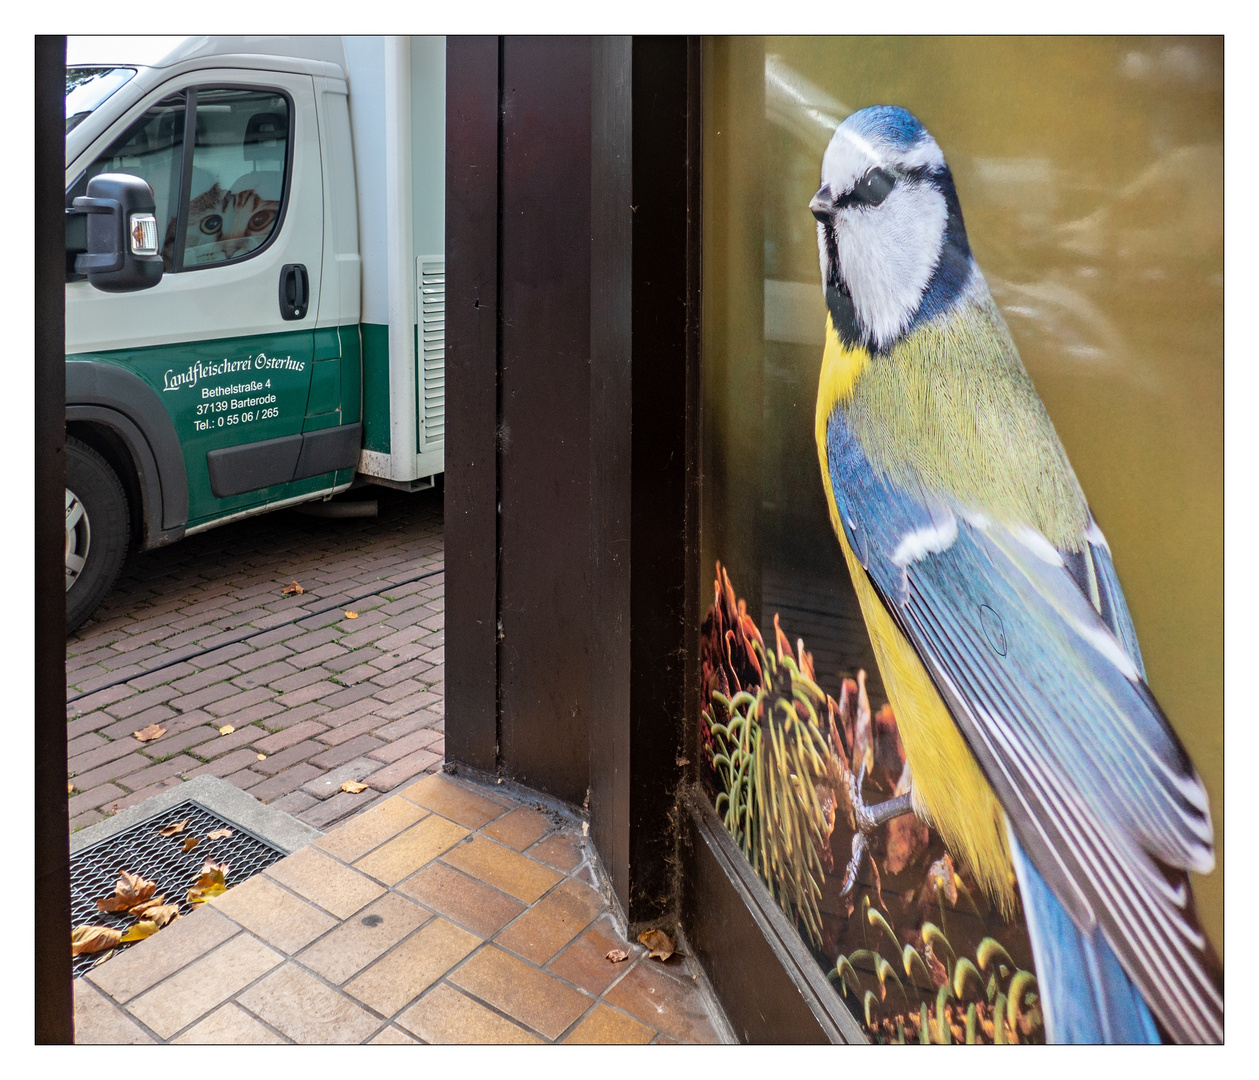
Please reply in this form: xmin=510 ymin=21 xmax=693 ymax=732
xmin=836 ymin=167 xmax=896 ymax=209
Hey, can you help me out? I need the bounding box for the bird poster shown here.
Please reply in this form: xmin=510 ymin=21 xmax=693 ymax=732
xmin=697 ymin=38 xmax=1222 ymax=1045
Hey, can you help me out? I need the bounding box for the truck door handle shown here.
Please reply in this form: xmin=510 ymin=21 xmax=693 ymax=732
xmin=279 ymin=263 xmax=309 ymax=320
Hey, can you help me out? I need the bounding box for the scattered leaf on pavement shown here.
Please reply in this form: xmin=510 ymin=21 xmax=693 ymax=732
xmin=133 ymin=723 xmax=166 ymax=743
xmin=281 ymin=580 xmax=304 ymax=596
xmin=187 ymin=861 xmax=230 ymax=905
xmin=344 ymin=610 xmax=359 ymax=619
xmin=73 ymin=925 xmax=123 ymax=956
xmin=90 ymin=949 xmax=116 ymax=968
xmin=119 ymin=920 xmax=160 ymax=944
xmin=158 ymin=819 xmax=189 ymax=838
xmin=206 ymin=828 xmax=234 ymax=840
xmin=341 ymin=781 xmax=368 ymax=793
xmin=181 ymin=835 xmax=201 ymax=853
xmin=257 ymin=754 xmax=266 ymax=761
xmin=638 ymin=928 xmax=675 ymax=962
xmin=605 ymin=949 xmax=629 ymax=963
xmin=95 ymin=871 xmax=159 ymax=913
xmin=218 ymin=725 xmax=235 ymax=736
xmin=68 ymin=782 xmax=75 ymax=794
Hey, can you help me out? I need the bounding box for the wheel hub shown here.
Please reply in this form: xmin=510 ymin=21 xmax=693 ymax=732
xmin=66 ymin=487 xmax=91 ymax=591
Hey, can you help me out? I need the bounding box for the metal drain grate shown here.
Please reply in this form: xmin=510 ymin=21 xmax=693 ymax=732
xmin=70 ymin=800 xmax=288 ymax=978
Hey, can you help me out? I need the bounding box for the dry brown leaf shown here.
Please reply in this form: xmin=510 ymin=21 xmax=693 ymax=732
xmin=341 ymin=781 xmax=368 ymax=794
xmin=281 ymin=580 xmax=304 ymax=596
xmin=637 ymin=928 xmax=675 ymax=962
xmin=141 ymin=904 xmax=180 ymax=927
xmin=605 ymin=949 xmax=629 ymax=963
xmin=73 ymin=925 xmax=123 ymax=956
xmin=218 ymin=724 xmax=235 ymax=736
xmin=128 ymin=895 xmax=166 ymax=917
xmin=344 ymin=610 xmax=359 ymax=619
xmin=158 ymin=819 xmax=189 ymax=838
xmin=181 ymin=835 xmax=201 ymax=853
xmin=133 ymin=723 xmax=166 ymax=743
xmin=206 ymin=828 xmax=234 ymax=840
xmin=95 ymin=870 xmax=158 ymax=913
xmin=119 ymin=920 xmax=160 ymax=944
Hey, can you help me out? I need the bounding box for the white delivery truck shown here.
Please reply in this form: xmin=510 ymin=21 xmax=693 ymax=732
xmin=63 ymin=36 xmax=446 ymax=631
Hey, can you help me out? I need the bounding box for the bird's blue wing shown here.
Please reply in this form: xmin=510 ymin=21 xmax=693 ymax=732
xmin=823 ymin=408 xmax=1222 ymax=1043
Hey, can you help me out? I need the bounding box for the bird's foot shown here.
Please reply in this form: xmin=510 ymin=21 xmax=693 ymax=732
xmin=840 ymin=763 xmax=918 ymax=897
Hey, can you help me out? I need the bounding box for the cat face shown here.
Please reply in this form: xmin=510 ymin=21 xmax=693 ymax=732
xmin=164 ymin=182 xmax=280 ymax=266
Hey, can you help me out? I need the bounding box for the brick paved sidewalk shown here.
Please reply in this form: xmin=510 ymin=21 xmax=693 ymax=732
xmin=73 ymin=773 xmax=727 ymax=1044
xmin=66 ymin=486 xmax=445 ymax=835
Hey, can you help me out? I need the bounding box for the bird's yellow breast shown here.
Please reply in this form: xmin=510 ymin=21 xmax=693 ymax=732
xmin=814 ymin=314 xmax=1015 ymax=914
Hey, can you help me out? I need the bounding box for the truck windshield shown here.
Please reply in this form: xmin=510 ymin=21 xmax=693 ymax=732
xmin=66 ymin=67 xmax=136 ymax=133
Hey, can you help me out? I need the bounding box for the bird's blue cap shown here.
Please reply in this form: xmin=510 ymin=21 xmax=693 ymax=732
xmin=843 ymin=105 xmax=928 ymax=151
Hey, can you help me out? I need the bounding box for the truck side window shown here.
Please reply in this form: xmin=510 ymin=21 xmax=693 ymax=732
xmin=178 ymin=89 xmax=290 ymax=268
xmin=66 ymin=93 xmax=186 ymax=273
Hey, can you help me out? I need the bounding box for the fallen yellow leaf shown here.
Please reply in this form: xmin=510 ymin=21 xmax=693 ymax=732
xmin=281 ymin=580 xmax=305 ymax=596
xmin=344 ymin=610 xmax=359 ymax=619
xmin=72 ymin=925 xmax=122 ymax=956
xmin=637 ymin=928 xmax=675 ymax=962
xmin=605 ymin=949 xmax=629 ymax=963
xmin=206 ymin=828 xmax=234 ymax=840
xmin=95 ymin=871 xmax=159 ymax=914
xmin=133 ymin=723 xmax=166 ymax=743
xmin=181 ymin=835 xmax=201 ymax=853
xmin=119 ymin=920 xmax=160 ymax=944
xmin=256 ymin=754 xmax=267 ymax=761
xmin=157 ymin=819 xmax=189 ymax=838
xmin=67 ymin=782 xmax=75 ymax=794
xmin=341 ymin=781 xmax=368 ymax=794
xmin=218 ymin=725 xmax=235 ymax=736
xmin=187 ymin=861 xmax=230 ymax=905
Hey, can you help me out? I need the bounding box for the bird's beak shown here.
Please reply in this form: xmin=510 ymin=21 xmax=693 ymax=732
xmin=810 ymin=188 xmax=832 ymax=222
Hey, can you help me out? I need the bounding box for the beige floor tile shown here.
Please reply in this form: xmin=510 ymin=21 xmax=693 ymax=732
xmin=74 ymin=978 xmax=156 ymax=1044
xmin=398 ymin=774 xmax=510 ymax=829
xmin=172 ymin=1003 xmax=287 ymax=1044
xmin=396 ymin=861 xmax=526 ymax=938
xmin=449 ymin=944 xmax=591 ymax=1041
xmin=344 ymin=917 xmax=482 ymax=1017
xmin=209 ymin=874 xmax=338 ymax=954
xmin=481 ymin=806 xmax=553 ymax=850
xmin=562 ymin=1002 xmax=656 ymax=1044
xmin=237 ymin=962 xmax=382 ymax=1044
xmin=368 ymin=1024 xmax=420 ymax=1044
xmin=526 ymin=830 xmax=585 ymax=873
xmin=265 ymin=844 xmax=387 ymax=919
xmin=86 ymin=905 xmax=238 ymax=1004
xmin=397 ymin=984 xmax=543 ymax=1044
xmin=495 ymin=876 xmax=604 ymax=964
xmin=297 ymin=891 xmax=432 ymax=985
xmin=440 ymin=835 xmax=562 ymax=904
xmin=354 ymin=814 xmax=469 ymax=886
xmin=316 ymin=795 xmax=429 ymax=863
xmin=127 ymin=933 xmax=283 ymax=1040
xmin=602 ymin=959 xmax=721 ymax=1044
xmin=546 ymin=915 xmax=637 ymax=997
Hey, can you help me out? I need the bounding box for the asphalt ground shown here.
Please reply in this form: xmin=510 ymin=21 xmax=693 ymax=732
xmin=65 ymin=483 xmax=445 ymax=835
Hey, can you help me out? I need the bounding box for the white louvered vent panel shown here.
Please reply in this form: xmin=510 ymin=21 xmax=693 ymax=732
xmin=417 ymin=256 xmax=445 ymax=451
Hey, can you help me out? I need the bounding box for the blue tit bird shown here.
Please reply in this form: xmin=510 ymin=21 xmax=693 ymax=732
xmin=809 ymin=105 xmax=1222 ymax=1044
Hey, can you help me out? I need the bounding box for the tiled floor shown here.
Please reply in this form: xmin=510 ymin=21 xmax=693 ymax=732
xmin=73 ymin=773 xmax=729 ymax=1044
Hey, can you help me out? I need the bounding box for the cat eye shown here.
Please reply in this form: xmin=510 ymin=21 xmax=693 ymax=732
xmin=200 ymin=214 xmax=223 ymax=235
xmin=852 ymin=167 xmax=894 ymax=206
xmin=249 ymin=210 xmax=276 ymax=232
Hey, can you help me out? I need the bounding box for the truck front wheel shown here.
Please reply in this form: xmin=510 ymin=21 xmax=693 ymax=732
xmin=66 ymin=436 xmax=131 ymax=635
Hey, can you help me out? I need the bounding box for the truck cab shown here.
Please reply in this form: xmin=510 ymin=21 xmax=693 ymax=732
xmin=64 ymin=36 xmax=446 ymax=632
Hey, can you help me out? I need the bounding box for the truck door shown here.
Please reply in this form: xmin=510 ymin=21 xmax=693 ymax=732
xmin=66 ymin=70 xmax=327 ymax=527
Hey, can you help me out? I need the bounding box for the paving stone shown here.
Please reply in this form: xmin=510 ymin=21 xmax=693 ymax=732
xmin=172 ymin=1002 xmax=287 ymax=1044
xmin=396 ymin=861 xmax=526 ymax=939
xmin=440 ymin=835 xmax=563 ymax=905
xmin=562 ymin=1002 xmax=655 ymax=1044
xmin=495 ymin=876 xmax=605 ymax=965
xmin=252 ymin=740 xmax=324 ymax=776
xmin=601 ymin=957 xmax=722 ymax=1044
xmin=398 ymin=774 xmax=509 ymax=829
xmin=315 ymin=795 xmax=428 ymax=863
xmin=449 ymin=944 xmax=592 ymax=1041
xmin=354 ymin=814 xmax=469 ymax=886
xmin=209 ymin=873 xmax=337 ymax=954
xmin=527 ymin=830 xmax=586 ymax=873
xmin=311 ymin=733 xmax=386 ymax=769
xmin=343 ymin=917 xmax=482 ymax=1017
xmin=296 ymin=891 xmax=432 ymax=984
xmin=254 ymin=719 xmax=330 ymax=754
xmin=301 ymin=758 xmax=382 ymax=800
xmin=368 ymin=1024 xmax=419 ymax=1044
xmin=546 ymin=915 xmax=637 ymax=998
xmin=482 ymin=806 xmax=553 ymax=851
xmin=267 ymin=789 xmax=319 ymax=816
xmin=126 ymin=933 xmax=283 ymax=1040
xmin=237 ymin=963 xmax=382 ymax=1044
xmin=74 ymin=978 xmax=156 ymax=1044
xmin=297 ymin=789 xmax=389 ymax=829
xmin=397 ymin=984 xmax=543 ymax=1044
xmin=265 ymin=845 xmax=386 ymax=919
xmin=247 ymin=763 xmax=324 ymax=804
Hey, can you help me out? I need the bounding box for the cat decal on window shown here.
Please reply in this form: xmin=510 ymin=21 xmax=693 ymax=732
xmin=163 ymin=183 xmax=280 ymax=266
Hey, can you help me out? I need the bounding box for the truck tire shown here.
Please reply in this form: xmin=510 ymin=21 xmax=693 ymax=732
xmin=66 ymin=436 xmax=130 ymax=635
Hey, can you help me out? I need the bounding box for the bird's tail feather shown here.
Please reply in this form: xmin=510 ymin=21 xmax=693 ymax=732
xmin=1009 ymin=830 xmax=1160 ymax=1043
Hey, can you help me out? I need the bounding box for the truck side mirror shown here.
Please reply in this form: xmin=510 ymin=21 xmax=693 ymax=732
xmin=69 ymin=173 xmax=163 ymax=292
